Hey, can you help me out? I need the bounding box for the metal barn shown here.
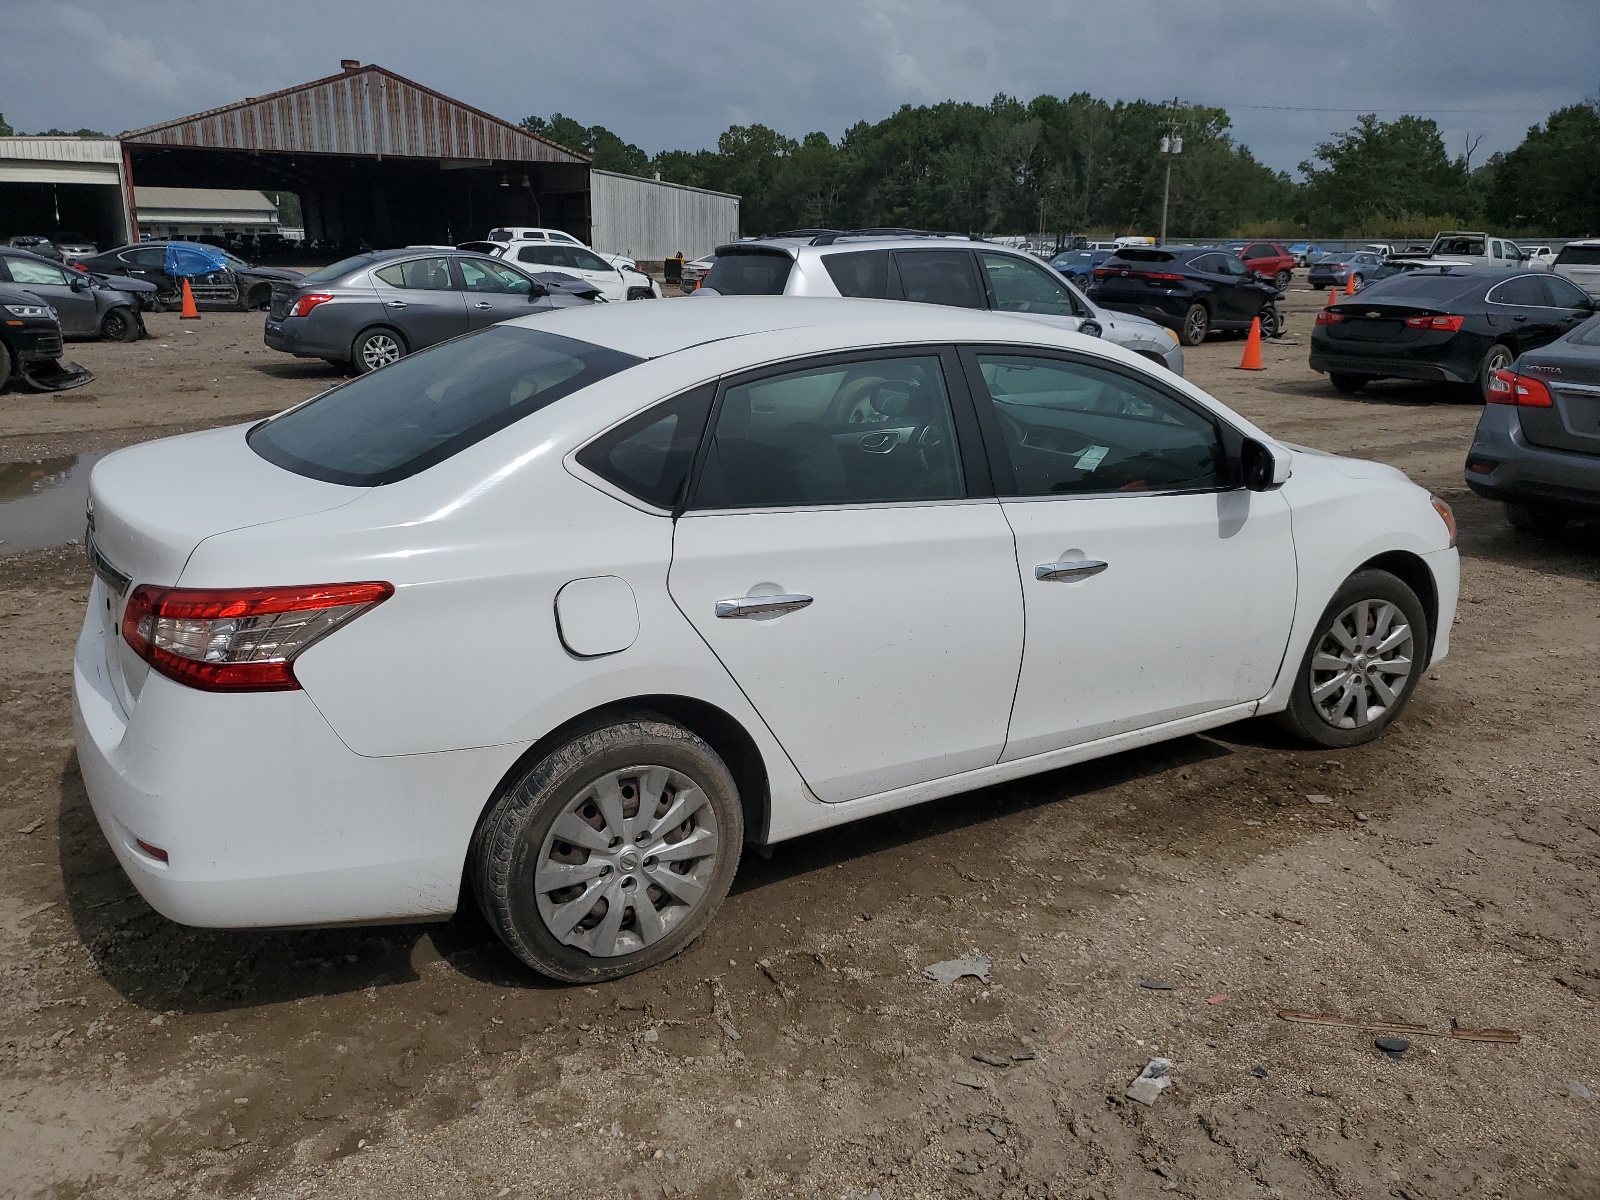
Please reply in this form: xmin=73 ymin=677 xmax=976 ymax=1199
xmin=590 ymin=170 xmax=740 ymax=262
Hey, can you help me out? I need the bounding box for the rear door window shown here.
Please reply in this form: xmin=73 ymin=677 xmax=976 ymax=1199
xmin=891 ymin=250 xmax=983 ymax=308
xmin=702 ymin=252 xmax=794 ymax=295
xmin=822 ymin=250 xmax=890 ymax=298
xmin=248 ymin=326 xmax=642 ymax=486
xmin=576 ymin=384 xmax=716 ymax=510
xmin=374 ymin=257 xmax=454 ymax=290
xmin=1543 ymin=275 xmax=1593 ymax=308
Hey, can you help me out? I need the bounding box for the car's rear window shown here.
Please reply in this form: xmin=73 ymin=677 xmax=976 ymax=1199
xmin=703 ymin=251 xmax=793 ymax=295
xmin=1556 ymin=245 xmax=1600 ymax=266
xmin=248 ymin=326 xmax=642 ymax=486
xmin=1107 ymin=249 xmax=1176 ymax=264
xmin=1573 ymin=316 xmax=1600 ymax=346
xmin=298 ymin=254 xmax=376 ymax=284
xmin=1357 ymin=272 xmax=1485 ymax=302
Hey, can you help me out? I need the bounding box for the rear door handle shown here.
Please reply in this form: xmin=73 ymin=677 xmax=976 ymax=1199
xmin=715 ymin=594 xmax=813 ymax=619
xmin=387 ymin=300 xmax=407 ymax=308
xmin=1036 ymin=559 xmax=1109 ymax=582
xmin=474 ymin=301 xmax=493 ymax=309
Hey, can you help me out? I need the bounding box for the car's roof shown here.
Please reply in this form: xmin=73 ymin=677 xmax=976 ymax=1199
xmin=501 ymin=295 xmax=1088 ymax=359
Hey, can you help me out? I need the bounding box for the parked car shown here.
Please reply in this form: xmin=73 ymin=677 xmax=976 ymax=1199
xmin=0 ymin=284 xmax=92 ymax=392
xmin=75 ymin=297 xmax=1458 ymax=981
xmin=6 ymin=235 xmax=60 ymax=261
xmin=1048 ymin=248 xmax=1115 ymax=288
xmin=76 ymin=242 xmax=303 ymax=311
xmin=1360 ymin=243 xmax=1392 ymax=262
xmin=697 ymin=233 xmax=1184 ymax=373
xmin=1289 ymin=243 xmax=1325 ymax=266
xmin=262 ymin=247 xmax=596 ymax=373
xmin=1089 ymin=245 xmax=1283 ymax=346
xmin=1309 ymin=266 xmax=1597 ymax=398
xmin=481 ymin=227 xmax=659 ymax=295
xmin=1236 ymin=241 xmax=1296 ymax=288
xmin=1465 ymin=314 xmax=1600 ymax=530
xmin=1307 ymin=251 xmax=1384 ymax=291
xmin=1388 ymin=231 xmax=1527 ymax=270
xmin=494 ymin=241 xmax=658 ymax=301
xmin=1518 ymin=245 xmax=1554 ymax=270
xmin=681 ymin=253 xmax=715 ymax=292
xmin=0 ymin=247 xmax=145 ymax=341
xmin=51 ymin=233 xmax=99 ymax=264
xmin=1553 ymin=240 xmax=1600 ymax=299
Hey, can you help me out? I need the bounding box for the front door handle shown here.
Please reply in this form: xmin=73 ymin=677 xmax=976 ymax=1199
xmin=1035 ymin=559 xmax=1109 ymax=582
xmin=474 ymin=301 xmax=493 ymax=309
xmin=386 ymin=300 xmax=407 ymax=308
xmin=715 ymin=594 xmax=813 ymax=619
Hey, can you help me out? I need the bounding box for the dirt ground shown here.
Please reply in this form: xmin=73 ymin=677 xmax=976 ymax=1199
xmin=1 ymin=288 xmax=1597 ymax=1200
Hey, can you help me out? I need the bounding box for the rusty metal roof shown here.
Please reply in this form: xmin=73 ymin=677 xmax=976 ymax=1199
xmin=119 ymin=64 xmax=588 ymax=165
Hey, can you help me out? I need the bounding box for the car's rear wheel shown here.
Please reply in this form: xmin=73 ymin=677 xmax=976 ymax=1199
xmin=1504 ymin=500 xmax=1569 ymax=533
xmin=1273 ymin=569 xmax=1428 ymax=749
xmin=1179 ymin=302 xmax=1210 ymax=346
xmin=99 ymin=306 xmax=140 ymax=342
xmin=352 ymin=327 xmax=405 ymax=373
xmin=471 ymin=719 xmax=743 ymax=982
xmin=1477 ymin=343 xmax=1514 ymax=402
xmin=0 ymin=340 xmax=11 ymax=391
xmin=1274 ymin=270 xmax=1292 ymax=288
xmin=1350 ymin=273 xmax=1365 ymax=289
xmin=1329 ymin=373 xmax=1370 ymax=394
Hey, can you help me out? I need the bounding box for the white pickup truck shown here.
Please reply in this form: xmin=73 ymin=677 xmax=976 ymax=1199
xmin=1390 ymin=231 xmax=1537 ymax=270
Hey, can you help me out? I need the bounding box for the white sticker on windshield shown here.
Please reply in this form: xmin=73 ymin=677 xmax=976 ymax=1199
xmin=1075 ymin=445 xmax=1110 ymax=471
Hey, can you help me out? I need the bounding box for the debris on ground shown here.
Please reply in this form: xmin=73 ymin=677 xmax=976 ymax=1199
xmin=953 ymin=1072 xmax=989 ymax=1090
xmin=924 ymin=952 xmax=991 ymax=985
xmin=1140 ymin=978 xmax=1177 ymax=990
xmin=1126 ymin=1058 xmax=1174 ymax=1106
xmin=1279 ymin=1009 xmax=1521 ymax=1044
xmin=972 ymin=1051 xmax=1011 ymax=1068
xmin=1251 ymin=1066 xmax=1269 ymax=1079
xmin=17 ymin=817 xmax=45 ymax=835
xmin=1206 ymin=994 xmax=1228 ymax=1005
xmin=1376 ymin=1036 xmax=1411 ymax=1059
xmin=1011 ymin=1051 xmax=1036 ymax=1062
xmin=1568 ymin=1081 xmax=1592 ymax=1100
xmin=1306 ymin=794 xmax=1334 ymax=804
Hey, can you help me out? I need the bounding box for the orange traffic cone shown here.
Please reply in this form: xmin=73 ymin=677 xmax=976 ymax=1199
xmin=1345 ymin=273 xmax=1357 ymax=296
xmin=179 ymin=279 xmax=200 ymax=319
xmin=1235 ymin=317 xmax=1264 ymax=370
xmin=1326 ymin=286 xmax=1338 ymax=306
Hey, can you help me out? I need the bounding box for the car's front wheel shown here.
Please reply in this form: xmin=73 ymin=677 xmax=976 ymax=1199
xmin=1329 ymin=373 xmax=1371 ymax=394
xmin=1273 ymin=569 xmax=1428 ymax=748
xmin=471 ymin=719 xmax=743 ymax=982
xmin=352 ymin=327 xmax=405 ymax=373
xmin=1258 ymin=304 xmax=1282 ymax=339
xmin=1274 ymin=269 xmax=1292 ymax=288
xmin=99 ymin=306 xmax=140 ymax=342
xmin=1179 ymin=302 xmax=1210 ymax=346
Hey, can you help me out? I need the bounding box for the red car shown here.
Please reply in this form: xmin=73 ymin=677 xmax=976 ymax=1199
xmin=1236 ymin=241 xmax=1296 ymax=288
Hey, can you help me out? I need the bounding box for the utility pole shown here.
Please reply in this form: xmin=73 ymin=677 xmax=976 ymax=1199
xmin=1158 ymin=97 xmax=1182 ymax=245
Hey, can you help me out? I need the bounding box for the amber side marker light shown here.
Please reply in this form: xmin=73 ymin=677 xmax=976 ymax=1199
xmin=1431 ymin=496 xmax=1458 ymax=548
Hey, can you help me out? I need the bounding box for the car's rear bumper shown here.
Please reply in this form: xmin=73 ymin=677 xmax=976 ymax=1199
xmin=72 ymin=599 xmax=515 ymax=928
xmin=1309 ymin=343 xmax=1471 ymax=384
xmin=263 ymin=315 xmax=347 ymax=360
xmin=1464 ymin=405 xmax=1600 ymax=512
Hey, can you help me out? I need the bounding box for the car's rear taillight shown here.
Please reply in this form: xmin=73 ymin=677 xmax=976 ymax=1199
xmin=1403 ymin=314 xmax=1465 ymax=331
xmin=289 ymin=292 xmax=334 ymax=318
xmin=121 ymin=582 xmax=393 ymax=692
xmin=1315 ymin=309 xmax=1344 ymax=324
xmin=1140 ymin=271 xmax=1186 ymax=281
xmin=1486 ymin=368 xmax=1554 ymax=408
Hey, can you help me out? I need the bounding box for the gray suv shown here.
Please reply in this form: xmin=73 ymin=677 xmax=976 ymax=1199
xmin=264 ymin=248 xmax=594 ymax=373
xmin=694 ymin=232 xmax=1184 ymax=375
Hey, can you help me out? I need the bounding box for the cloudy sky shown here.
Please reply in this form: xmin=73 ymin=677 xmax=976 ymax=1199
xmin=5 ymin=0 xmax=1596 ymax=176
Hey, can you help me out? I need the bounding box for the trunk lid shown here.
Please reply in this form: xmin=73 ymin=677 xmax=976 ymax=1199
xmin=1324 ymin=302 xmax=1438 ymax=344
xmin=1513 ymin=332 xmax=1600 ymax=458
xmin=87 ymin=424 xmax=366 ymax=711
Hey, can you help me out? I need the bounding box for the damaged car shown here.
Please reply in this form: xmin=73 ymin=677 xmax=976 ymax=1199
xmin=0 ymin=285 xmax=93 ymax=392
xmin=0 ymin=247 xmax=146 ymax=342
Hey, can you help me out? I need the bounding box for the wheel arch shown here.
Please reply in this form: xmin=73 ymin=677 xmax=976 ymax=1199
xmin=1356 ymin=549 xmax=1439 ymax=663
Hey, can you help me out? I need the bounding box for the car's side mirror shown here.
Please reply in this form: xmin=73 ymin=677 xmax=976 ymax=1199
xmin=1240 ymin=437 xmax=1291 ymax=491
xmin=1079 ymin=319 xmax=1102 ymax=338
xmin=70 ymin=275 xmax=88 ymax=291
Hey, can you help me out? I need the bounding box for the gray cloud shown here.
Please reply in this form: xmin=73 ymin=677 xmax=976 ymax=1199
xmin=4 ymin=0 xmax=1595 ymax=174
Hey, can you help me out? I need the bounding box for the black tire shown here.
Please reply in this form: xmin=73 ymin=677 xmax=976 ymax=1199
xmin=470 ymin=719 xmax=744 ymax=983
xmin=99 ymin=306 xmax=140 ymax=342
xmin=1477 ymin=343 xmax=1514 ymax=403
xmin=1258 ymin=304 xmax=1281 ymax=339
xmin=1274 ymin=270 xmax=1292 ymax=288
xmin=1350 ymin=273 xmax=1365 ymax=290
xmin=245 ymin=284 xmax=272 ymax=311
xmin=0 ymin=339 xmax=11 ymax=392
xmin=1504 ymin=500 xmax=1569 ymax=533
xmin=1178 ymin=302 xmax=1210 ymax=346
xmin=351 ymin=327 xmax=406 ymax=374
xmin=1272 ymin=569 xmax=1429 ymax=749
xmin=1330 ymin=373 xmax=1370 ymax=394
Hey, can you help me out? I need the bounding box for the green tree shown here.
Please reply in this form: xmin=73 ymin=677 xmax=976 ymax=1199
xmin=1485 ymin=100 xmax=1600 ymax=233
xmin=520 ymin=113 xmax=649 ymax=176
xmin=0 ymin=113 xmax=13 ymax=137
xmin=1298 ymin=114 xmax=1474 ymax=232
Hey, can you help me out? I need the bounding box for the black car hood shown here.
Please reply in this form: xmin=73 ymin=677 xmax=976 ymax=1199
xmin=237 ymin=265 xmax=303 ymax=283
xmin=0 ymin=284 xmax=56 ymax=308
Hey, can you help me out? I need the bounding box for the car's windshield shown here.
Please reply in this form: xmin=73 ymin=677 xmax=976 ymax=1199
xmin=248 ymin=326 xmax=643 ymax=486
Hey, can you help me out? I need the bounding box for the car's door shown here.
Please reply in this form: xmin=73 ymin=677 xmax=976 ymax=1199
xmin=889 ymin=249 xmax=986 ymax=310
xmin=1195 ymin=253 xmax=1252 ymax=323
xmin=371 ymin=256 xmax=469 ymax=349
xmin=977 ymin=250 xmax=1088 ymax=332
xmin=960 ymin=348 xmax=1297 ymax=760
xmin=0 ymin=253 xmax=98 ymax=334
xmin=1540 ymin=274 xmax=1599 ymax=336
xmin=454 ymin=256 xmax=547 ymax=328
xmin=117 ymin=245 xmax=172 ymax=293
xmin=1487 ymin=274 xmax=1566 ymax=349
xmin=668 ymin=348 xmax=1025 ymax=803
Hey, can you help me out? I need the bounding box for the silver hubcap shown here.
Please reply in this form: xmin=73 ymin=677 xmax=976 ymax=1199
xmin=361 ymin=335 xmax=400 ymax=370
xmin=1310 ymin=599 xmax=1414 ymax=729
xmin=534 ymin=765 xmax=719 ymax=958
xmin=1187 ymin=309 xmax=1206 ymax=340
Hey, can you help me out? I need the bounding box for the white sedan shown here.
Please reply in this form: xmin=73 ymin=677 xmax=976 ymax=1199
xmin=74 ymin=299 xmax=1459 ymax=982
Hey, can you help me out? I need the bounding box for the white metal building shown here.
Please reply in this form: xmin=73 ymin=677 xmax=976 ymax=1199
xmin=133 ymin=187 xmax=280 ymax=240
xmin=0 ymin=137 xmax=133 ymax=250
xmin=589 ymin=169 xmax=739 ymax=262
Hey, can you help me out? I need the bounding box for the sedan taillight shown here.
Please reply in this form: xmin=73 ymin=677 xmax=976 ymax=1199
xmin=1315 ymin=309 xmax=1344 ymax=324
xmin=1403 ymin=314 xmax=1465 ymax=331
xmin=1486 ymin=369 xmax=1554 ymax=408
xmin=289 ymin=292 xmax=334 ymax=318
xmin=122 ymin=582 xmax=393 ymax=692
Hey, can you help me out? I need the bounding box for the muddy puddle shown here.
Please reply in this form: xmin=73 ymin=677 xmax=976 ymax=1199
xmin=0 ymin=452 xmax=108 ymax=554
